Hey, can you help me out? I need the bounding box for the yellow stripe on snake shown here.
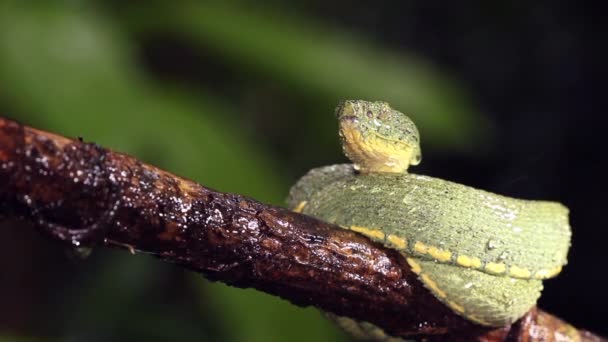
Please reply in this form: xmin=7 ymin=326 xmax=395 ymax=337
xmin=287 ymin=100 xmax=571 ymax=334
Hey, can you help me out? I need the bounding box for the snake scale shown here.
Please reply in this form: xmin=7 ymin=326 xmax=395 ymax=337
xmin=287 ymin=100 xmax=571 ymax=334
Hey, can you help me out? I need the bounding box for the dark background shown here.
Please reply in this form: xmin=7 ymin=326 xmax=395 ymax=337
xmin=0 ymin=1 xmax=604 ymax=340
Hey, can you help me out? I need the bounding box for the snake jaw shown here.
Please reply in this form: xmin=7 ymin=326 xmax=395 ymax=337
xmin=337 ymin=100 xmax=421 ymax=173
xmin=339 ymin=118 xmax=415 ymax=174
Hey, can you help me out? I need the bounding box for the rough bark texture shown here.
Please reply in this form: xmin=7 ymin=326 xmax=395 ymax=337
xmin=0 ymin=118 xmax=604 ymax=341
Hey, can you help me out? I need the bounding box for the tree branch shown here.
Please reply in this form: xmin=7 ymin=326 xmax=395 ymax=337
xmin=0 ymin=118 xmax=603 ymax=341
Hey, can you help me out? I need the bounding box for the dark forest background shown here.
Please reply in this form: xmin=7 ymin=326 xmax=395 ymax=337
xmin=0 ymin=1 xmax=604 ymax=341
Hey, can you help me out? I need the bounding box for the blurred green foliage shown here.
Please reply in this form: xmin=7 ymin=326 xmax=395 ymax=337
xmin=0 ymin=335 xmax=50 ymax=342
xmin=0 ymin=1 xmax=484 ymax=341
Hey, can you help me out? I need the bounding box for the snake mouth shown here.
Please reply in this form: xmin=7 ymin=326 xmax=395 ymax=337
xmin=339 ymin=115 xmax=419 ymax=173
xmin=335 ymin=100 xmax=362 ymax=124
xmin=337 ymin=100 xmax=421 ymax=169
xmin=338 ymin=115 xmax=363 ymax=144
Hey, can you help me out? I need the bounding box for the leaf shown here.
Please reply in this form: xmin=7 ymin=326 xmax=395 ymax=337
xmin=0 ymin=3 xmax=341 ymax=341
xmin=124 ymin=1 xmax=491 ymax=150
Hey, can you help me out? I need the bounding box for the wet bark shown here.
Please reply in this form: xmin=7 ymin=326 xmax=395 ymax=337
xmin=0 ymin=118 xmax=603 ymax=341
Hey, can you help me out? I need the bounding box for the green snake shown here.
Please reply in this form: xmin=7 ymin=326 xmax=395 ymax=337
xmin=287 ymin=100 xmax=571 ymax=332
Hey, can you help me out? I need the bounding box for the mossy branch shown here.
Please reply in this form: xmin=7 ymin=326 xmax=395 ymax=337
xmin=0 ymin=118 xmax=603 ymax=341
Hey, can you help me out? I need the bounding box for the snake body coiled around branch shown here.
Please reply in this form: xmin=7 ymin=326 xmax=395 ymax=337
xmin=287 ymin=100 xmax=571 ymax=331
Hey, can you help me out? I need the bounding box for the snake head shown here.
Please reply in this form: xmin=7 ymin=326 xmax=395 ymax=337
xmin=336 ymin=100 xmax=421 ymax=173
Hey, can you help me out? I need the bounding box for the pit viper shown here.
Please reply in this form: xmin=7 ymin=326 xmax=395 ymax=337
xmin=287 ymin=100 xmax=571 ymax=334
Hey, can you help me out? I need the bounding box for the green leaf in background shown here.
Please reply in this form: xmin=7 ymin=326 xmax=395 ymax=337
xmin=0 ymin=1 xmax=285 ymax=203
xmin=124 ymin=1 xmax=490 ymax=151
xmin=200 ymin=278 xmax=347 ymax=342
xmin=0 ymin=2 xmax=346 ymax=341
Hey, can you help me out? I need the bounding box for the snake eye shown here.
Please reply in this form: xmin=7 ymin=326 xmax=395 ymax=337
xmin=366 ymin=110 xmax=373 ymax=118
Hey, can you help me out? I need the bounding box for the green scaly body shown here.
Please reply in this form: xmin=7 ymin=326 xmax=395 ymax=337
xmin=287 ymin=100 xmax=571 ymax=336
xmin=288 ymin=164 xmax=568 ymax=327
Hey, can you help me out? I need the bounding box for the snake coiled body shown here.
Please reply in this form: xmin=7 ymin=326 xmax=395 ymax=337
xmin=288 ymin=164 xmax=570 ymax=326
xmin=287 ymin=100 xmax=571 ymax=331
